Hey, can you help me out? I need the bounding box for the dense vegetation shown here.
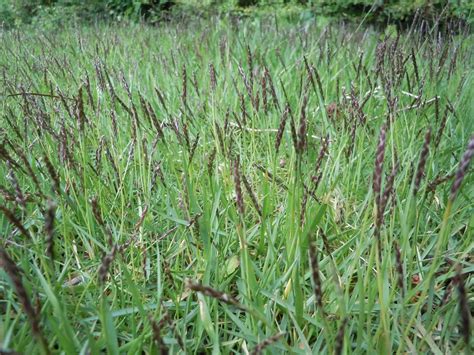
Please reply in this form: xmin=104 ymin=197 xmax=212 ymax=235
xmin=1 ymin=0 xmax=472 ymax=29
xmin=0 ymin=11 xmax=473 ymax=355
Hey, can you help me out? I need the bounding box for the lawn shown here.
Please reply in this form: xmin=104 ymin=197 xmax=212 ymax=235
xmin=0 ymin=15 xmax=473 ymax=354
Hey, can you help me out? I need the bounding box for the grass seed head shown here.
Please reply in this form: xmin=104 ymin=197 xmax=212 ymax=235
xmin=261 ymin=71 xmax=268 ymax=113
xmin=310 ymin=64 xmax=325 ymax=101
xmin=207 ymin=148 xmax=217 ymax=177
xmin=43 ymin=154 xmax=60 ymax=195
xmin=6 ymin=164 xmax=26 ymax=208
xmin=275 ymin=104 xmax=289 ymax=153
xmin=454 ymin=264 xmax=471 ymax=347
xmin=335 ymin=318 xmax=348 ymax=355
xmin=98 ymin=244 xmax=118 ymax=285
xmin=90 ymin=196 xmax=104 ymax=226
xmin=312 ymin=134 xmax=329 ymax=188
xmin=209 ymin=63 xmax=217 ymax=91
xmin=0 ymin=247 xmax=46 ymax=348
xmin=233 ymin=158 xmax=245 ymax=217
xmin=0 ymin=205 xmax=32 ymax=239
xmin=246 ymin=45 xmax=254 ymax=85
xmin=394 ymin=242 xmax=404 ymax=297
xmin=289 ymin=113 xmax=298 ymax=153
xmin=308 ymin=239 xmax=325 ymax=314
xmin=264 ymin=66 xmax=279 ymax=111
xmin=413 ymin=127 xmax=431 ymax=195
xmin=189 ymin=134 xmax=200 ymax=164
xmin=242 ymin=174 xmax=262 ymax=217
xmin=373 ymin=124 xmax=387 ymax=208
xmin=16 ymin=149 xmax=43 ymax=197
xmin=426 ymin=172 xmax=454 ymax=194
xmin=440 ymin=278 xmax=453 ymax=307
xmin=185 ymin=279 xmax=244 ymax=310
xmin=297 ymin=93 xmax=308 ymax=154
xmin=450 ymin=135 xmax=474 ymax=201
xmin=148 ymin=315 xmax=169 ymax=355
xmin=251 ymin=332 xmax=284 ymax=355
xmin=435 ymin=105 xmax=449 ymax=146
xmin=299 ymin=187 xmax=308 ymax=227
xmin=44 ymin=199 xmax=57 ymax=261
xmin=181 ymin=64 xmax=187 ymax=106
xmin=378 ymin=162 xmax=399 ymax=224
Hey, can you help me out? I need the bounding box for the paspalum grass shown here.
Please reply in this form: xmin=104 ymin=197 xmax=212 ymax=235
xmin=0 ymin=14 xmax=472 ymax=354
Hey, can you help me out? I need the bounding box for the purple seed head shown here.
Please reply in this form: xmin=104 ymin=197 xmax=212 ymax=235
xmin=414 ymin=127 xmax=431 ymax=195
xmin=373 ymin=124 xmax=387 ymax=207
xmin=233 ymin=159 xmax=245 ymax=217
xmin=450 ymin=135 xmax=474 ymax=201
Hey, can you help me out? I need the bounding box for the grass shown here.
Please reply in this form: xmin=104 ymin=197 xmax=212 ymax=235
xmin=0 ymin=15 xmax=473 ymax=354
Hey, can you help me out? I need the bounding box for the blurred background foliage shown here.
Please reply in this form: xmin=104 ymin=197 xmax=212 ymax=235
xmin=0 ymin=0 xmax=472 ymax=29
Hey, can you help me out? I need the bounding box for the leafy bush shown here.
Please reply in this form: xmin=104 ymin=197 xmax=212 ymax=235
xmin=0 ymin=0 xmax=41 ymax=28
xmin=0 ymin=0 xmax=175 ymax=28
xmin=313 ymin=0 xmax=473 ymax=25
xmin=0 ymin=0 xmax=108 ymax=28
xmin=0 ymin=0 xmax=471 ymax=29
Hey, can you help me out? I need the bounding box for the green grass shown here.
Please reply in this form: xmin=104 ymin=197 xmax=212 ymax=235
xmin=0 ymin=15 xmax=473 ymax=354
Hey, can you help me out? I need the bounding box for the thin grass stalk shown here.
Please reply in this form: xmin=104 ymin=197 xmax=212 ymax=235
xmin=0 ymin=205 xmax=32 ymax=239
xmin=0 ymin=247 xmax=48 ymax=352
xmin=185 ymin=279 xmax=245 ymax=310
xmin=242 ymin=174 xmax=262 ymax=217
xmin=450 ymin=135 xmax=474 ymax=201
xmin=251 ymin=333 xmax=284 ymax=355
xmin=454 ymin=264 xmax=471 ymax=348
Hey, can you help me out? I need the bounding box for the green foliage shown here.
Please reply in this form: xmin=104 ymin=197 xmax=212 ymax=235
xmin=0 ymin=0 xmax=40 ymax=28
xmin=236 ymin=0 xmax=259 ymax=7
xmin=0 ymin=0 xmax=472 ymax=29
xmin=0 ymin=0 xmax=174 ymax=28
xmin=0 ymin=0 xmax=108 ymax=28
xmin=313 ymin=0 xmax=473 ymax=25
xmin=105 ymin=0 xmax=161 ymax=20
xmin=0 ymin=15 xmax=473 ymax=353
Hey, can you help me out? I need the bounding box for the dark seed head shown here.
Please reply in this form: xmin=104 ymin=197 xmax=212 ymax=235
xmin=335 ymin=318 xmax=348 ymax=355
xmin=373 ymin=124 xmax=387 ymax=208
xmin=185 ymin=279 xmax=244 ymax=310
xmin=308 ymin=239 xmax=325 ymax=315
xmin=148 ymin=315 xmax=169 ymax=355
xmin=242 ymin=174 xmax=262 ymax=217
xmin=98 ymin=244 xmax=118 ymax=285
xmin=209 ymin=63 xmax=217 ymax=92
xmin=251 ymin=332 xmax=284 ymax=355
xmin=450 ymin=135 xmax=474 ymax=201
xmin=413 ymin=127 xmax=431 ymax=195
xmin=44 ymin=200 xmax=57 ymax=261
xmin=0 ymin=247 xmax=46 ymax=348
xmin=275 ymin=105 xmax=289 ymax=153
xmin=454 ymin=264 xmax=471 ymax=347
xmin=233 ymin=159 xmax=245 ymax=217
xmin=394 ymin=242 xmax=404 ymax=297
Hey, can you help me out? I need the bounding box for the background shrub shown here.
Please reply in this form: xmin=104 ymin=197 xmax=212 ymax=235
xmin=313 ymin=0 xmax=473 ymax=26
xmin=0 ymin=0 xmax=472 ymax=29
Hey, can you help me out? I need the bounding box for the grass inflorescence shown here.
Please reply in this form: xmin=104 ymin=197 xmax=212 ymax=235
xmin=0 ymin=15 xmax=473 ymax=354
